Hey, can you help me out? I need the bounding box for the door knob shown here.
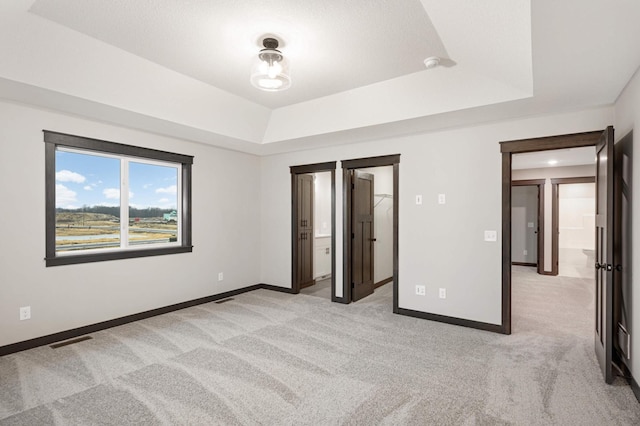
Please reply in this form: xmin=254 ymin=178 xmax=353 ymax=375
xmin=595 ymin=263 xmax=613 ymax=271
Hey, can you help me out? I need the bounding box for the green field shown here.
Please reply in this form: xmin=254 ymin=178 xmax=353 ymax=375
xmin=56 ymin=212 xmax=177 ymax=250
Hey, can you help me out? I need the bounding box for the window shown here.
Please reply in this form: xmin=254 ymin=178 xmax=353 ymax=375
xmin=45 ymin=131 xmax=193 ymax=266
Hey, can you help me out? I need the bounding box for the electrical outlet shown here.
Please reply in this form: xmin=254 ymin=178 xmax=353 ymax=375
xmin=523 ymin=249 xmax=528 ymax=256
xmin=218 ymin=272 xmax=224 ymax=281
xmin=19 ymin=306 xmax=31 ymax=321
xmin=438 ymin=194 xmax=446 ymax=204
xmin=415 ymin=285 xmax=426 ymax=296
xmin=484 ymin=230 xmax=497 ymax=242
xmin=439 ymin=288 xmax=446 ymax=299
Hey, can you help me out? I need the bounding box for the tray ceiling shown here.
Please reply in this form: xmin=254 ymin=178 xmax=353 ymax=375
xmin=0 ymin=0 xmax=638 ymax=154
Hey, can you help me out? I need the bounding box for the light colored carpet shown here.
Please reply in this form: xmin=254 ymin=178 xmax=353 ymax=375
xmin=1 ymin=268 xmax=638 ymax=425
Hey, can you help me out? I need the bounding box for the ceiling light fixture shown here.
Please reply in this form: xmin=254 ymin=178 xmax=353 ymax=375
xmin=250 ymin=37 xmax=291 ymax=92
xmin=547 ymin=159 xmax=558 ymax=165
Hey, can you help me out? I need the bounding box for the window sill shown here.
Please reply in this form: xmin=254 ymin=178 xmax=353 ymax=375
xmin=45 ymin=246 xmax=193 ymax=267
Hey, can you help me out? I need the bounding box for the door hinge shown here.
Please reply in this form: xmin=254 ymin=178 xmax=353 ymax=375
xmin=351 ymin=183 xmax=355 ymax=190
xmin=351 ymin=233 xmax=355 ymax=239
xmin=352 ymin=282 xmax=355 ymax=288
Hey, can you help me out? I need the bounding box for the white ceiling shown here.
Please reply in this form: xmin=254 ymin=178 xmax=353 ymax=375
xmin=0 ymin=0 xmax=639 ymax=154
xmin=512 ymin=147 xmax=596 ymax=170
xmin=30 ymin=0 xmax=450 ymax=109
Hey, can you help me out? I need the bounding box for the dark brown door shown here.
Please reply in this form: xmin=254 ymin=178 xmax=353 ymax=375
xmin=594 ymin=126 xmax=614 ymax=384
xmin=297 ymin=174 xmax=315 ymax=289
xmin=351 ymin=170 xmax=374 ymax=301
xmin=535 ymin=185 xmax=544 ymax=275
xmin=613 ymin=131 xmax=632 ymax=364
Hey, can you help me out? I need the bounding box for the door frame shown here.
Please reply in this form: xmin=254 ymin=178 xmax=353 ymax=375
xmin=511 ymin=179 xmax=545 ymax=274
xmin=550 ymin=176 xmax=596 ymax=276
xmin=342 ymin=154 xmax=400 ymax=309
xmin=499 ymin=130 xmax=602 ymax=334
xmin=290 ymin=162 xmax=336 ymax=295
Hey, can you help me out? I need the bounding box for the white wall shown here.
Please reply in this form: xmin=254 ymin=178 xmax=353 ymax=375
xmin=0 ymin=99 xmax=622 ymax=347
xmin=512 ymin=164 xmax=596 ymax=271
xmin=313 ymin=172 xmax=332 ymax=237
xmin=558 ymin=183 xmax=596 ymax=277
xmin=313 ymin=172 xmax=332 ymax=278
xmin=260 ymin=107 xmax=613 ymax=325
xmin=558 ymin=183 xmax=595 ymax=250
xmin=362 ymin=166 xmax=394 ymax=284
xmin=0 ymin=101 xmax=262 ymax=347
xmin=614 ymin=66 xmax=640 ymax=380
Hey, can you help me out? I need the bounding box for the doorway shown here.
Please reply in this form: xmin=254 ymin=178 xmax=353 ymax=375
xmin=500 ymin=131 xmax=602 ymax=334
xmin=511 ymin=146 xmax=597 ymax=277
xmin=347 ymin=166 xmax=395 ymax=301
xmin=290 ymin=162 xmax=336 ymax=296
xmin=342 ymin=155 xmax=399 ymax=309
xmin=501 ymin=127 xmax=622 ymax=385
xmin=551 ymin=178 xmax=596 ymax=278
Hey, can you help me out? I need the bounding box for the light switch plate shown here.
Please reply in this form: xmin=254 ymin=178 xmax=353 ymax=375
xmin=528 ymin=222 xmax=535 ymax=228
xmin=484 ymin=230 xmax=497 ymax=242
xmin=415 ymin=195 xmax=422 ymax=205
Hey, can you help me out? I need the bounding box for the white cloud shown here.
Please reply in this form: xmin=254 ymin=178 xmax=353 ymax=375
xmin=56 ymin=184 xmax=78 ymax=208
xmin=103 ymin=188 xmax=120 ymax=199
xmin=56 ymin=170 xmax=86 ymax=183
xmin=156 ymin=185 xmax=177 ymax=195
xmin=158 ymin=198 xmax=170 ymax=203
xmin=103 ymin=188 xmax=133 ymax=200
xmin=143 ymin=183 xmax=153 ymax=189
xmin=83 ymin=185 xmax=93 ymax=191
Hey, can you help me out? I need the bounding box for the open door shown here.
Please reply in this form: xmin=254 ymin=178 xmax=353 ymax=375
xmin=594 ymin=126 xmax=614 ymax=384
xmin=351 ymin=170 xmax=375 ymax=301
xmin=297 ymin=174 xmax=315 ymax=289
xmin=613 ymin=131 xmax=632 ymax=367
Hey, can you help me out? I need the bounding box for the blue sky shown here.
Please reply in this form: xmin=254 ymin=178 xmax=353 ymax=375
xmin=55 ymin=150 xmax=178 ymax=210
